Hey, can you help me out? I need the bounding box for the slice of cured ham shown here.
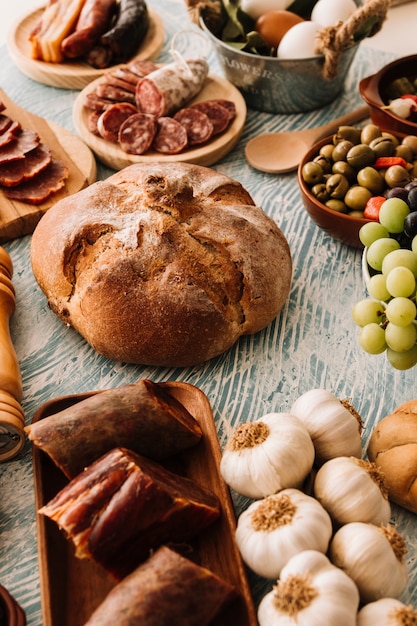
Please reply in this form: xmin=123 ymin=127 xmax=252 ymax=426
xmin=4 ymin=157 xmax=69 ymax=204
xmin=39 ymin=447 xmax=221 ymax=579
xmin=84 ymin=546 xmax=236 ymax=626
xmin=0 ymin=129 xmax=40 ymax=164
xmin=0 ymin=144 xmax=52 ymax=187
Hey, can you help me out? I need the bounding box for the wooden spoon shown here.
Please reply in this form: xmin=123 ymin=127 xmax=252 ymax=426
xmin=245 ymin=105 xmax=370 ymax=174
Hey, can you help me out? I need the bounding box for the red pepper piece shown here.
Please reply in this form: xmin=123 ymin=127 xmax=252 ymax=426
xmin=364 ymin=195 xmax=386 ymax=221
xmin=400 ymin=94 xmax=417 ymax=104
xmin=373 ymin=156 xmax=408 ymax=169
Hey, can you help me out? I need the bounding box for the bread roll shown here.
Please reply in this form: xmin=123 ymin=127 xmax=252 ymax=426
xmin=367 ymin=399 xmax=417 ymax=514
xmin=30 ymin=162 xmax=292 ymax=366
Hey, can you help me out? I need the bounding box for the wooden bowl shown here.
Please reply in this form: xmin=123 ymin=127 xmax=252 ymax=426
xmin=0 ymin=585 xmax=26 ymax=626
xmin=298 ymin=136 xmax=370 ymax=248
xmin=359 ymin=55 xmax=417 ymax=136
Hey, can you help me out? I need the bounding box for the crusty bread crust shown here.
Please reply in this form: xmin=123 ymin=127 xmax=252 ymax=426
xmin=30 ymin=162 xmax=292 ymax=366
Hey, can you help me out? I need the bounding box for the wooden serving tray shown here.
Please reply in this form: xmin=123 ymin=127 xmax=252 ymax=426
xmin=0 ymin=88 xmax=96 ymax=243
xmin=31 ymin=381 xmax=258 ymax=626
xmin=73 ymin=73 xmax=247 ymax=169
xmin=7 ymin=7 xmax=165 ymax=90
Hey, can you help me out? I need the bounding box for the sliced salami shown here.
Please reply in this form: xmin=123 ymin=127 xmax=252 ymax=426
xmin=0 ymin=120 xmax=22 ymax=148
xmin=102 ymin=73 xmax=137 ymax=94
xmin=173 ymin=107 xmax=213 ymax=145
xmin=4 ymin=157 xmax=69 ymax=204
xmin=118 ymin=112 xmax=157 ymax=154
xmin=111 ymin=66 xmax=142 ymax=86
xmin=152 ymin=117 xmax=188 ymax=154
xmin=189 ymin=101 xmax=232 ymax=136
xmin=0 ymin=129 xmax=40 ymax=164
xmin=205 ymin=99 xmax=237 ymax=120
xmin=135 ymin=57 xmax=209 ymax=118
xmin=127 ymin=58 xmax=159 ymax=78
xmin=87 ymin=110 xmax=102 ymax=135
xmin=83 ymin=92 xmax=118 ymax=112
xmin=0 ymin=143 xmax=52 ymax=187
xmin=96 ymin=82 xmax=136 ymax=104
xmin=97 ymin=102 xmax=138 ymax=143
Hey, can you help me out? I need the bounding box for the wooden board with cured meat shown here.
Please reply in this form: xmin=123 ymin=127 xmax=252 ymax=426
xmin=0 ymin=89 xmax=96 ymax=243
xmin=7 ymin=7 xmax=165 ymax=90
xmin=31 ymin=381 xmax=258 ymax=626
xmin=73 ymin=73 xmax=247 ymax=169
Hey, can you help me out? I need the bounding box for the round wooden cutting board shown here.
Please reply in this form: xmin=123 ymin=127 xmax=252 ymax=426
xmin=0 ymin=88 xmax=96 ymax=243
xmin=73 ymin=73 xmax=247 ymax=170
xmin=7 ymin=7 xmax=165 ymax=90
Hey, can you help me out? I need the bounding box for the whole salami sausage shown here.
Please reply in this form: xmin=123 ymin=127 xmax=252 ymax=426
xmin=61 ymin=0 xmax=118 ymax=59
xmin=26 ymin=379 xmax=202 ymax=478
xmin=152 ymin=117 xmax=188 ymax=154
xmin=84 ymin=546 xmax=236 ymax=626
xmin=87 ymin=0 xmax=150 ymax=68
xmin=135 ymin=57 xmax=209 ymax=118
xmin=118 ymin=113 xmax=157 ymax=154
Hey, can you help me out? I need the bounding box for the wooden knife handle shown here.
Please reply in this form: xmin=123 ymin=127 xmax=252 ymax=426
xmin=0 ymin=247 xmax=25 ymax=461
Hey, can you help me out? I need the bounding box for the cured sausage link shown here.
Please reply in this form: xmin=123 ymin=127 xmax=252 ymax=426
xmin=61 ymin=0 xmax=118 ymax=59
xmin=87 ymin=0 xmax=150 ymax=68
xmin=84 ymin=546 xmax=236 ymax=626
xmin=26 ymin=379 xmax=203 ymax=478
xmin=39 ymin=448 xmax=221 ymax=579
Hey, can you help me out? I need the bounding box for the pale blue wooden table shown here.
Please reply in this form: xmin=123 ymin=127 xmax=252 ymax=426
xmin=0 ymin=1 xmax=416 ymax=623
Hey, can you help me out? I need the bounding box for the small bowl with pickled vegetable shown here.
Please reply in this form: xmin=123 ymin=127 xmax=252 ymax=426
xmin=360 ymin=54 xmax=417 ymax=136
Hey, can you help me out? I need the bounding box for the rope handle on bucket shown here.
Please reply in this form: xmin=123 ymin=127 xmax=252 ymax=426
xmin=315 ymin=0 xmax=390 ymax=80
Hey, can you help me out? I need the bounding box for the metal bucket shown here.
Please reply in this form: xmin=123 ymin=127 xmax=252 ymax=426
xmin=200 ymin=17 xmax=359 ymax=114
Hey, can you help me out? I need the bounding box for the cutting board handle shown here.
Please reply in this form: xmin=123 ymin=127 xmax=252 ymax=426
xmin=0 ymin=247 xmax=25 ymax=461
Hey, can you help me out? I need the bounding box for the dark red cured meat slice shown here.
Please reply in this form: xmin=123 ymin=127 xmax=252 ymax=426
xmin=96 ymin=82 xmax=136 ymax=104
xmin=4 ymin=157 xmax=69 ymax=204
xmin=0 ymin=129 xmax=40 ymax=164
xmin=87 ymin=110 xmax=102 ymax=135
xmin=111 ymin=66 xmax=141 ymax=86
xmin=83 ymin=92 xmax=118 ymax=112
xmin=102 ymin=73 xmax=137 ymax=94
xmin=83 ymin=546 xmax=236 ymax=626
xmin=189 ymin=101 xmax=232 ymax=136
xmin=126 ymin=59 xmax=159 ymax=78
xmin=206 ymin=99 xmax=237 ymax=120
xmin=118 ymin=112 xmax=157 ymax=154
xmin=0 ymin=143 xmax=52 ymax=187
xmin=152 ymin=117 xmax=188 ymax=154
xmin=0 ymin=121 xmax=22 ymax=148
xmin=0 ymin=114 xmax=14 ymax=135
xmin=97 ymin=102 xmax=138 ymax=143
xmin=173 ymin=108 xmax=213 ymax=146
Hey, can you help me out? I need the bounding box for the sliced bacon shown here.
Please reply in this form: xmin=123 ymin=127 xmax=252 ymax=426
xmin=4 ymin=157 xmax=69 ymax=204
xmin=0 ymin=144 xmax=52 ymax=187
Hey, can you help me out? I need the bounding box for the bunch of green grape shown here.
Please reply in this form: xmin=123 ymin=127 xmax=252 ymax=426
xmin=352 ymin=196 xmax=417 ymax=370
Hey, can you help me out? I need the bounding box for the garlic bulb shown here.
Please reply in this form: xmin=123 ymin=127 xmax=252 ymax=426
xmin=357 ymin=597 xmax=417 ymax=625
xmin=235 ymin=488 xmax=332 ymax=579
xmin=290 ymin=389 xmax=363 ymax=464
xmin=330 ymin=522 xmax=408 ymax=603
xmin=258 ymin=550 xmax=359 ymax=626
xmin=313 ymin=456 xmax=391 ymax=525
xmin=220 ymin=413 xmax=314 ymax=498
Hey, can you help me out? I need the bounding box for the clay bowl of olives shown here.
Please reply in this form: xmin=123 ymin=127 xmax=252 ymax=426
xmin=359 ymin=55 xmax=417 ymax=136
xmin=298 ymin=123 xmax=417 ymax=248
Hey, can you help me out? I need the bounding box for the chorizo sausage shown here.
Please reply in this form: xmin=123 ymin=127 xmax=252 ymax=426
xmin=61 ymin=0 xmax=118 ymax=59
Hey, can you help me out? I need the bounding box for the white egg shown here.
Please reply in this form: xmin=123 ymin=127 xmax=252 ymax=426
xmin=311 ymin=0 xmax=357 ymax=27
xmin=240 ymin=0 xmax=293 ymax=21
xmin=277 ymin=21 xmax=321 ymax=59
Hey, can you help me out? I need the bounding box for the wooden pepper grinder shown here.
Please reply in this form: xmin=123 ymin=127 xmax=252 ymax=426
xmin=0 ymin=246 xmax=25 ymax=462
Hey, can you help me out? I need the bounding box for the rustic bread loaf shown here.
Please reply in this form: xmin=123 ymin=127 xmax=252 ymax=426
xmin=367 ymin=399 xmax=417 ymax=514
xmin=30 ymin=162 xmax=292 ymax=366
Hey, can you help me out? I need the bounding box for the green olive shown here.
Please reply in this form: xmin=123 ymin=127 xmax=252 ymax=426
xmin=357 ymin=166 xmax=385 ymax=195
xmin=349 ymin=210 xmax=365 ymax=218
xmin=360 ymin=124 xmax=382 ymax=145
xmin=332 ymin=160 xmax=356 ymax=182
xmin=325 ymin=199 xmax=347 ymax=213
xmin=382 ymin=131 xmax=400 ymax=147
xmin=402 ymin=135 xmax=417 ymax=156
xmin=313 ymin=154 xmax=332 ymax=174
xmin=369 ymin=136 xmax=396 ymax=158
xmin=311 ymin=183 xmax=330 ymax=202
xmin=302 ymin=161 xmax=324 ymax=185
xmin=344 ymin=185 xmax=372 ymax=211
xmin=395 ymin=144 xmax=414 ymax=163
xmin=333 ymin=125 xmax=362 ymax=145
xmin=332 ymin=140 xmax=354 ymax=162
xmin=346 ymin=144 xmax=375 ymax=169
xmin=325 ymin=173 xmax=350 ymax=199
xmin=384 ymin=164 xmax=411 ymax=188
xmin=319 ymin=143 xmax=335 ymax=160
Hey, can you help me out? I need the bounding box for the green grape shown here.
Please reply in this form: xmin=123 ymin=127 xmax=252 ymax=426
xmin=381 ymin=249 xmax=417 ymax=277
xmin=385 ymin=322 xmax=417 ymax=352
xmin=359 ymin=221 xmax=390 ymax=248
xmin=358 ymin=323 xmax=387 ymax=354
xmin=413 ymin=235 xmax=417 ymax=254
xmin=367 ymin=274 xmax=391 ymax=301
xmin=387 ymin=344 xmax=417 ymax=370
xmin=378 ymin=197 xmax=410 ymax=233
xmin=385 ymin=266 xmax=416 ymax=298
xmin=352 ymin=299 xmax=385 ymax=327
xmin=385 ymin=297 xmax=417 ymax=326
xmin=366 ymin=238 xmax=401 ymax=272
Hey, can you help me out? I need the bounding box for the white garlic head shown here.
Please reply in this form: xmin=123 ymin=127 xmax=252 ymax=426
xmin=357 ymin=597 xmax=417 ymax=625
